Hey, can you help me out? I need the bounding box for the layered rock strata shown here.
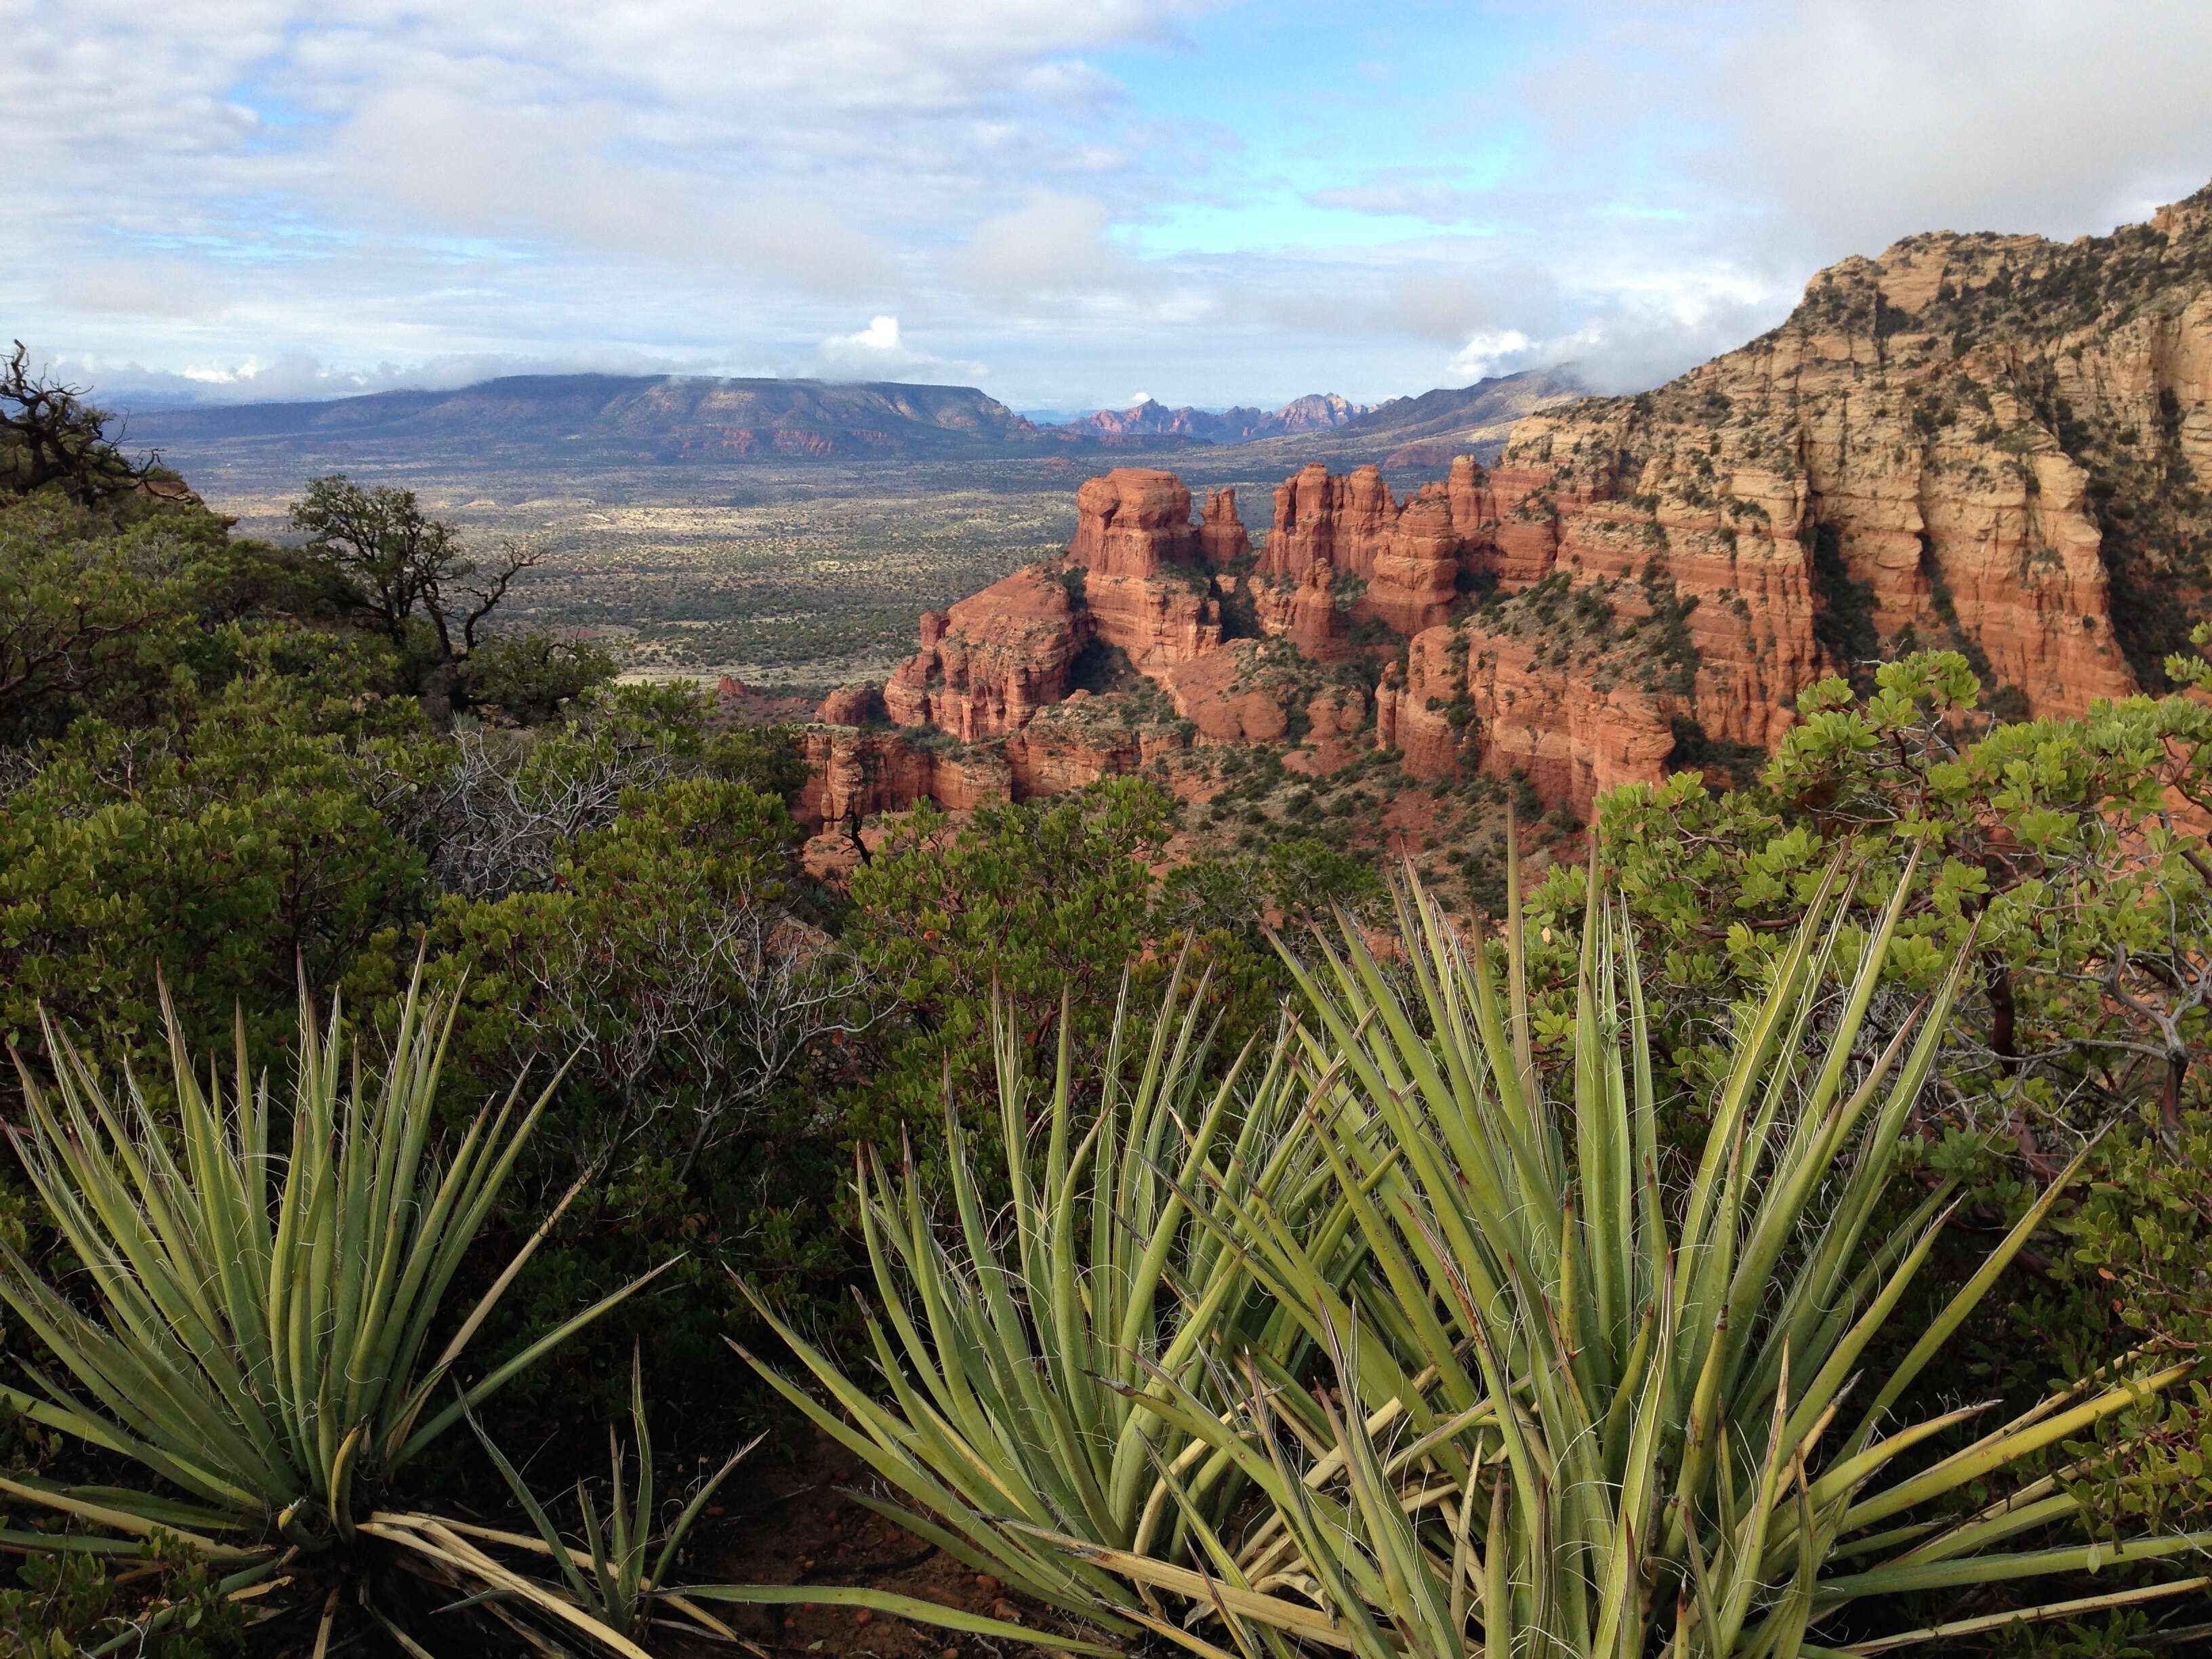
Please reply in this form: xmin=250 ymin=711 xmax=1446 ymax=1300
xmin=804 ymin=190 xmax=2212 ymax=832
xmin=1199 ymin=487 xmax=1249 ymax=565
xmin=1252 ymin=561 xmax=1351 ymax=662
xmin=881 ymin=568 xmax=1088 ymax=741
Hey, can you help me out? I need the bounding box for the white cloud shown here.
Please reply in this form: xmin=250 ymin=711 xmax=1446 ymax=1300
xmin=1448 ymin=330 xmax=1533 ymax=380
xmin=950 ymin=190 xmax=1151 ymax=300
xmin=55 ymin=260 xmax=234 ymax=321
xmin=5 ymin=0 xmax=2210 ymax=411
xmin=811 ymin=315 xmax=985 ymax=383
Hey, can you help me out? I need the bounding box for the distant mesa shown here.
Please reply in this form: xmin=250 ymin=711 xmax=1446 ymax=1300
xmin=121 ymin=368 xmax=1585 ymax=468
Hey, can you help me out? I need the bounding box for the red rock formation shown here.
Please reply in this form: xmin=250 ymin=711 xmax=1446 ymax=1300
xmin=797 ymin=726 xmax=1011 ymax=830
xmin=1199 ymin=487 xmax=1249 ymax=566
xmin=1450 ymin=461 xmax=1561 ymax=589
xmin=1373 ymin=622 xmax=1678 ymax=817
xmin=1286 ymin=683 xmax=1368 ymax=776
xmin=1082 ymin=569 xmax=1223 ymax=673
xmin=1460 ymin=623 xmax=1678 ymax=815
xmin=1253 ymin=561 xmax=1351 ymax=662
xmin=1256 ymin=456 xmax=1504 ymax=632
xmin=1069 ymin=468 xmax=1197 ymax=576
xmin=1167 ymin=644 xmax=1294 ymax=744
xmin=882 ymin=567 xmax=1088 ymax=739
xmin=1063 ymin=466 xmax=1226 ymax=672
xmin=1003 ymin=704 xmax=1189 ymax=797
xmin=815 ymin=682 xmax=886 ymax=725
xmin=1368 ymin=484 xmax=1462 ymax=634
xmin=1491 ymin=195 xmax=2212 ymax=738
xmin=1261 ymin=463 xmax=1399 ymax=580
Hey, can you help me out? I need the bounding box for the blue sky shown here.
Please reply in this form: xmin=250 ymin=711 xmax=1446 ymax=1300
xmin=5 ymin=0 xmax=2211 ymax=413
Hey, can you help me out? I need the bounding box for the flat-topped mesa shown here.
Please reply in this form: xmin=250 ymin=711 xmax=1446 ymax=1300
xmin=881 ymin=566 xmax=1090 ymax=741
xmin=1199 ymin=487 xmax=1249 ymax=566
xmin=1069 ymin=468 xmax=1200 ymax=577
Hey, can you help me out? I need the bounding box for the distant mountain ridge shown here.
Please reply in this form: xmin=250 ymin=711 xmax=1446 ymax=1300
xmin=1233 ymin=369 xmax=1586 ymax=468
xmin=124 ymin=370 xmax=1586 ymax=466
xmin=126 ymin=374 xmax=1043 ymax=461
xmin=1057 ymin=392 xmax=1372 ymax=444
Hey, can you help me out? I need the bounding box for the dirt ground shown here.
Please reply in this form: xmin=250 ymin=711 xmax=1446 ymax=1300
xmin=711 ymin=1433 xmax=1103 ymax=1659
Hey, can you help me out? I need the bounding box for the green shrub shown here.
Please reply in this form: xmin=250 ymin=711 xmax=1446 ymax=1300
xmin=0 ymin=977 xmax=667 ymax=1649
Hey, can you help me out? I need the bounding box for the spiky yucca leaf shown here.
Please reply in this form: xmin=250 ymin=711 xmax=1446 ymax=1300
xmin=1168 ymin=855 xmax=2207 ymax=1658
xmin=737 ymin=958 xmax=1362 ymax=1632
xmin=464 ymin=1347 xmax=756 ymax=1641
xmin=752 ymin=846 xmax=2208 ymax=1659
xmin=0 ymin=975 xmax=671 ymax=1564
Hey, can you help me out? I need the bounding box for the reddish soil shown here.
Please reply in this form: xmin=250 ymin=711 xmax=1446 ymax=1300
xmin=710 ymin=1433 xmax=1097 ymax=1659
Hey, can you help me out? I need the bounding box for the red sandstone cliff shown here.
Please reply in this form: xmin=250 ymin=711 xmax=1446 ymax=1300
xmin=882 ymin=567 xmax=1089 ymax=740
xmin=802 ymin=186 xmax=2212 ymax=833
xmin=1067 ymin=468 xmax=1227 ymax=672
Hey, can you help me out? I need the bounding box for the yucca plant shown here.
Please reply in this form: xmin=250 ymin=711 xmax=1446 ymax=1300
xmin=445 ymin=1353 xmax=1116 ymax=1659
xmin=755 ymin=847 xmax=2211 ymax=1659
xmin=0 ymin=975 xmax=673 ymax=1650
xmin=460 ymin=1347 xmax=757 ymax=1647
xmin=1045 ymin=853 xmax=2211 ymax=1658
xmin=737 ymin=958 xmax=1372 ymax=1645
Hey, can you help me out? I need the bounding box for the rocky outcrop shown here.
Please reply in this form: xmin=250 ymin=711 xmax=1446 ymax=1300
xmin=1083 ymin=570 xmax=1223 ymax=673
xmin=1200 ymin=488 xmax=1249 ymax=566
xmin=1067 ymin=466 xmax=1227 ymax=671
xmin=798 ymin=726 xmax=1011 ymax=830
xmin=1493 ymin=186 xmax=2212 ymax=739
xmin=1069 ymin=468 xmax=1200 ymax=575
xmin=1167 ymin=644 xmax=1294 ymax=744
xmin=1252 ymin=561 xmax=1351 ymax=661
xmin=1374 ymin=621 xmax=1679 ymax=816
xmin=1367 ymin=483 xmax=1463 ymax=634
xmin=815 ymin=682 xmax=886 ymax=726
xmin=882 ymin=567 xmax=1088 ymax=740
xmin=1289 ymin=682 xmax=1369 ymax=776
xmin=1004 ymin=702 xmax=1189 ymax=796
xmin=1261 ymin=462 xmax=1399 ymax=580
xmin=1256 ymin=455 xmax=1506 ymax=633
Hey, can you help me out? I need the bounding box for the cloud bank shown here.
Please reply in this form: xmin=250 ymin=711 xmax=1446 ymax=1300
xmin=6 ymin=0 xmax=2209 ymax=411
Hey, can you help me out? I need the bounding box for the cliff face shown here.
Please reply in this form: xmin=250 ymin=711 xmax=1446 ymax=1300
xmin=1498 ymin=184 xmax=2212 ymax=750
xmin=1261 ymin=463 xmax=1399 ymax=580
xmin=1374 ymin=618 xmax=1681 ymax=817
xmin=1199 ymin=487 xmax=1249 ymax=566
xmin=799 ymin=184 xmax=2212 ymax=835
xmin=1251 ymin=561 xmax=1351 ymax=661
xmin=882 ymin=567 xmax=1090 ymax=741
